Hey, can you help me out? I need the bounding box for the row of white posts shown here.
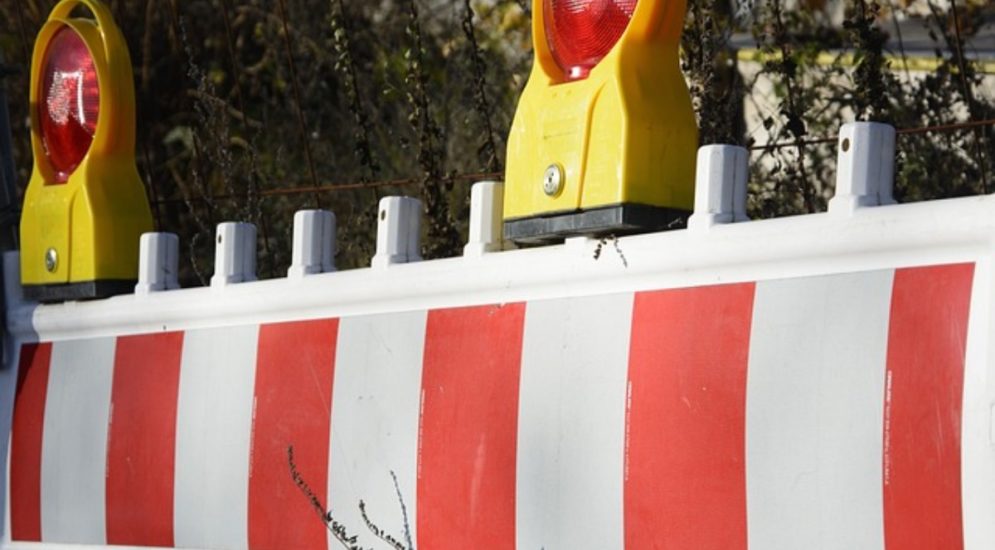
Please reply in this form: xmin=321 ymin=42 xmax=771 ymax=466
xmin=133 ymin=121 xmax=897 ymax=296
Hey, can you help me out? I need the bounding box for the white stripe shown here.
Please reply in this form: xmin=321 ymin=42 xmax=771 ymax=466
xmin=516 ymin=294 xmax=632 ymax=550
xmin=173 ymin=326 xmax=258 ymax=549
xmin=40 ymin=339 xmax=115 ymax=543
xmin=962 ymin=262 xmax=994 ymax=550
xmin=746 ymin=272 xmax=893 ymax=550
xmin=328 ymin=312 xmax=425 ymax=549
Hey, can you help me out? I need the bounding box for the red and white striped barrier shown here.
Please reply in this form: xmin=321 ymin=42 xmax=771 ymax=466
xmin=2 ymin=130 xmax=994 ymax=549
xmin=3 ymin=261 xmax=991 ymax=550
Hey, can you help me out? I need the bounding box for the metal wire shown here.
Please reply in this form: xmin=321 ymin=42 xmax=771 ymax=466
xmin=751 ymin=117 xmax=995 ymax=151
xmin=749 ymin=136 xmax=838 ymax=151
xmin=153 ymin=171 xmax=503 ymax=206
xmin=896 ymin=117 xmax=995 ymax=136
xmin=150 ymin=118 xmax=995 ymax=206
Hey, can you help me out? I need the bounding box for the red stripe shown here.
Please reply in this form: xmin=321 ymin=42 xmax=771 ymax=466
xmin=105 ymin=332 xmax=184 ymax=546
xmin=417 ymin=304 xmax=525 ymax=549
xmin=10 ymin=343 xmax=51 ymax=542
xmin=249 ymin=319 xmax=339 ymax=550
xmin=883 ymin=263 xmax=974 ymax=550
xmin=625 ymin=284 xmax=755 ymax=550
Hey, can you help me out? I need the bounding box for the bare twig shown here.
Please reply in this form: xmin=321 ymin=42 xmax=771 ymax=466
xmin=403 ymin=0 xmax=461 ymax=258
xmin=390 ymin=470 xmax=414 ymax=550
xmin=288 ymin=445 xmax=372 ymax=550
xmin=461 ymin=0 xmax=502 ymax=173
xmin=768 ymin=0 xmax=816 ymax=212
xmin=946 ymin=0 xmax=988 ymax=192
xmin=218 ymin=0 xmax=272 ymax=274
xmin=358 ymin=501 xmax=407 ymax=550
xmin=12 ymin=0 xmax=31 ymax=66
xmin=884 ymin=0 xmax=912 ymax=80
xmin=274 ymin=0 xmax=322 ymax=208
xmin=141 ymin=140 xmax=162 ymax=229
xmin=330 ymin=0 xmax=380 ymax=182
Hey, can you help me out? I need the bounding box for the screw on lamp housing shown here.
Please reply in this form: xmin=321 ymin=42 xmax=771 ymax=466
xmin=543 ymin=164 xmax=564 ymax=197
xmin=45 ymin=248 xmax=58 ymax=272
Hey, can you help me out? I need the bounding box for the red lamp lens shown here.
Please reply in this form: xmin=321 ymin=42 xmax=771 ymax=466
xmin=38 ymin=26 xmax=100 ymax=183
xmin=543 ymin=0 xmax=638 ymax=80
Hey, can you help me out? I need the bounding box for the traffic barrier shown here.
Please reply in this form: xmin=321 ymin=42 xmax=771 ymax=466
xmin=1 ymin=125 xmax=994 ymax=549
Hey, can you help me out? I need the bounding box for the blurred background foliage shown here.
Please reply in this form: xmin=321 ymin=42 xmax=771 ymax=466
xmin=0 ymin=0 xmax=993 ymax=285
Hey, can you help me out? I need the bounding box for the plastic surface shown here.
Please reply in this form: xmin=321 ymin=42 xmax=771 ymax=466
xmin=0 ymin=262 xmax=987 ymax=549
xmin=543 ymin=0 xmax=638 ymax=80
xmin=503 ymin=0 xmax=697 ymax=227
xmin=829 ymin=122 xmax=898 ymax=215
xmin=2 ymin=181 xmax=995 ymax=547
xmin=37 ymin=26 xmax=99 ymax=183
xmin=20 ymin=0 xmax=152 ymax=291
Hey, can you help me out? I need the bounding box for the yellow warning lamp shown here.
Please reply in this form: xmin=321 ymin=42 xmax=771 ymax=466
xmin=503 ymin=0 xmax=698 ymax=242
xmin=20 ymin=0 xmax=152 ymax=301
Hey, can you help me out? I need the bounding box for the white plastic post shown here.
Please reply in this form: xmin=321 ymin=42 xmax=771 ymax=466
xmin=688 ymin=145 xmax=750 ymax=232
xmin=211 ymin=222 xmax=257 ymax=287
xmin=372 ymin=196 xmax=422 ymax=269
xmin=464 ymin=181 xmax=505 ymax=257
xmin=288 ymin=210 xmax=336 ymax=278
xmin=135 ymin=232 xmax=180 ymax=294
xmin=829 ymin=122 xmax=897 ymax=216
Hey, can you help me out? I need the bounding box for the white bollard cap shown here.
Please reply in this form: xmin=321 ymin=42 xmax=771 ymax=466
xmin=372 ymin=196 xmax=422 ymax=269
xmin=211 ymin=222 xmax=257 ymax=287
xmin=464 ymin=181 xmax=505 ymax=258
xmin=688 ymin=145 xmax=750 ymax=233
xmin=135 ymin=232 xmax=180 ymax=295
xmin=829 ymin=122 xmax=897 ymax=216
xmin=288 ymin=210 xmax=336 ymax=278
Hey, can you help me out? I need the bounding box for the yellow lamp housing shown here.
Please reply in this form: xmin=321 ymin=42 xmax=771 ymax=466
xmin=21 ymin=0 xmax=152 ymax=302
xmin=503 ymin=0 xmax=698 ymax=243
